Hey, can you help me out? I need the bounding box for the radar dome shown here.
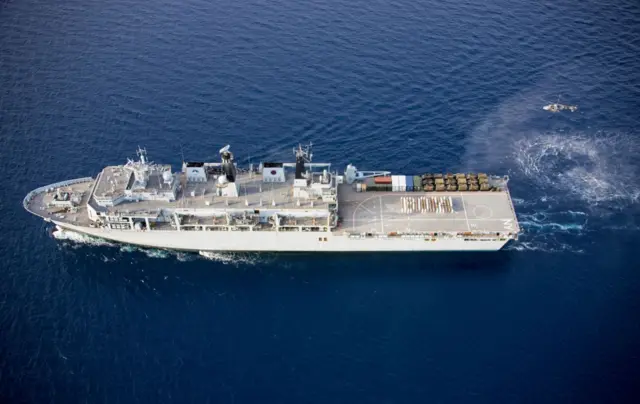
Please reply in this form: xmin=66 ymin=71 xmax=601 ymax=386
xmin=218 ymin=175 xmax=228 ymax=185
xmin=162 ymin=171 xmax=172 ymax=183
xmin=345 ymin=164 xmax=357 ymax=184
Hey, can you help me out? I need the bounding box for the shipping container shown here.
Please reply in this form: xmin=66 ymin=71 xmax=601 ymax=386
xmin=398 ymin=175 xmax=406 ymax=192
xmin=405 ymin=175 xmax=413 ymax=192
xmin=413 ymin=176 xmax=422 ymax=191
xmin=362 ymin=183 xmax=367 ymax=192
xmin=391 ymin=175 xmax=398 ymax=192
xmin=374 ymin=176 xmax=392 ymax=184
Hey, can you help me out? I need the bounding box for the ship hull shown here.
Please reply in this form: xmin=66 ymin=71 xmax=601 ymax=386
xmin=53 ymin=221 xmax=510 ymax=252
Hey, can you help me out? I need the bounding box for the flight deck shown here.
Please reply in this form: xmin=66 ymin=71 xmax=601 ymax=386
xmin=337 ymin=184 xmax=519 ymax=235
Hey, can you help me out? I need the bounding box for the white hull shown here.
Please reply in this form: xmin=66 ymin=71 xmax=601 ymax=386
xmin=52 ymin=221 xmax=510 ymax=252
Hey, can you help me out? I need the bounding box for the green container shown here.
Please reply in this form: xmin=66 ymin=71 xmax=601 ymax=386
xmin=413 ymin=175 xmax=422 ymax=191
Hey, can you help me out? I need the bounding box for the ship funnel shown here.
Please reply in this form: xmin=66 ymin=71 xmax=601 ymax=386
xmin=293 ymin=142 xmax=313 ymax=180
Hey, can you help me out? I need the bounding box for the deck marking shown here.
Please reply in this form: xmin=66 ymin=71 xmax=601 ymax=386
xmin=460 ymin=193 xmax=471 ymax=231
xmin=359 ymin=205 xmax=375 ymax=215
xmin=472 ymin=205 xmax=493 ymax=219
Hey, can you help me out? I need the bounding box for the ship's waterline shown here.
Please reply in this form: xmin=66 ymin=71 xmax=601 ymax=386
xmin=50 ymin=222 xmax=510 ymax=252
xmin=25 ymin=144 xmax=519 ymax=253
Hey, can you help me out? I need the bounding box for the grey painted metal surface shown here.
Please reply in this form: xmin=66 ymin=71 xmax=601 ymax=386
xmin=24 ymin=145 xmax=520 ymax=252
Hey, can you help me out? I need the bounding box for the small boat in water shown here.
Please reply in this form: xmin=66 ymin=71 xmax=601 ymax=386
xmin=543 ymin=96 xmax=578 ymax=113
xmin=543 ymin=103 xmax=578 ymax=112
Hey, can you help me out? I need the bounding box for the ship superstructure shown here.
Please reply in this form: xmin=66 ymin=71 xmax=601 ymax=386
xmin=24 ymin=144 xmax=520 ymax=252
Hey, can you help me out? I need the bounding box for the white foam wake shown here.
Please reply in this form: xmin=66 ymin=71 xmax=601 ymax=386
xmin=52 ymin=227 xmax=117 ymax=248
xmin=51 ymin=226 xmax=266 ymax=265
xmin=53 ymin=227 xmax=173 ymax=259
xmin=198 ymin=251 xmax=263 ymax=266
xmin=464 ymin=84 xmax=640 ymax=253
xmin=513 ymin=131 xmax=640 ymax=207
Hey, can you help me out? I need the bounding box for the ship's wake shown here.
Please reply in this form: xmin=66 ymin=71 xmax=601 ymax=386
xmin=465 ymin=88 xmax=640 ymax=253
xmin=198 ymin=251 xmax=266 ymax=267
xmin=512 ymin=131 xmax=640 ymax=207
xmin=51 ymin=226 xmax=264 ymax=266
xmin=53 ymin=227 xmax=117 ymax=248
xmin=504 ymin=205 xmax=589 ymax=253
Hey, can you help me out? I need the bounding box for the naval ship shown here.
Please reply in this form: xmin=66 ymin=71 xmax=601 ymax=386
xmin=23 ymin=144 xmax=520 ymax=252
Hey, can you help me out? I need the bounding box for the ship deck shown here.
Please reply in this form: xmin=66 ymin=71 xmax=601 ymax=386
xmin=102 ymin=171 xmax=331 ymax=215
xmin=336 ymin=184 xmax=519 ymax=235
xmin=24 ymin=171 xmax=333 ymax=226
xmin=24 ymin=179 xmax=95 ymax=225
xmin=25 ymin=173 xmax=520 ymax=236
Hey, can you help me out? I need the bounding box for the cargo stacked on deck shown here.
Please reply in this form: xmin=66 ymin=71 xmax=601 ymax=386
xmin=412 ymin=172 xmax=502 ymax=192
xmin=444 ymin=174 xmax=455 ymax=191
xmin=434 ymin=174 xmax=445 ymax=191
xmin=478 ymin=173 xmax=490 ymax=191
xmin=374 ymin=176 xmax=392 ymax=184
xmin=421 ymin=173 xmax=434 ymax=191
xmin=393 ymin=175 xmax=406 ymax=192
xmin=413 ymin=175 xmax=422 ymax=192
xmin=467 ymin=173 xmax=478 ymax=191
xmin=371 ymin=176 xmax=392 ymax=192
xmin=456 ymin=173 xmax=467 ymax=191
xmin=364 ymin=173 xmax=497 ymax=192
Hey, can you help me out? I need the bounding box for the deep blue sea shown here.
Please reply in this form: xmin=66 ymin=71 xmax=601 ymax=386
xmin=2 ymin=0 xmax=640 ymax=402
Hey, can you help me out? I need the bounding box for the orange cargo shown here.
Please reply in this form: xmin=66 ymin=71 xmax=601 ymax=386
xmin=374 ymin=176 xmax=392 ymax=184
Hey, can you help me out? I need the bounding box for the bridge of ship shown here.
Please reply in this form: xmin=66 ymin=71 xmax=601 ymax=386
xmin=337 ymin=185 xmax=519 ymax=236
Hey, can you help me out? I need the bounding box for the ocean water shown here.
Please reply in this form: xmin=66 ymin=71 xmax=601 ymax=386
xmin=1 ymin=0 xmax=640 ymax=402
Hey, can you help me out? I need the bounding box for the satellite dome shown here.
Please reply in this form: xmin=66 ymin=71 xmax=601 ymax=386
xmin=345 ymin=164 xmax=358 ymax=184
xmin=162 ymin=171 xmax=172 ymax=182
xmin=218 ymin=175 xmax=228 ymax=185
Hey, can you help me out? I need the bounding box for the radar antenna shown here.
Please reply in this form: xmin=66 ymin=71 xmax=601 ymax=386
xmin=136 ymin=146 xmax=148 ymax=165
xmin=293 ymin=142 xmax=313 ymax=163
